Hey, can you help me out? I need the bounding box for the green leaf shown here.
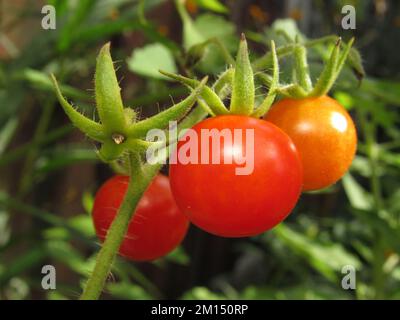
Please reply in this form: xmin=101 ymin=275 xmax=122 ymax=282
xmin=35 ymin=146 xmax=98 ymax=174
xmin=57 ymin=0 xmax=96 ymax=52
xmin=193 ymin=14 xmax=236 ymax=72
xmin=241 ymin=283 xmax=350 ymax=300
xmin=333 ymin=91 xmax=355 ymax=110
xmin=46 ymin=240 xmax=91 ymax=277
xmin=265 ymin=19 xmax=305 ymax=45
xmin=273 ymin=223 xmax=361 ymax=282
xmin=195 ymin=0 xmax=228 ymax=13
xmin=82 ymin=191 xmax=95 ymax=215
xmin=127 ymin=43 xmax=177 ymax=79
xmin=176 ymin=0 xmax=205 ymax=50
xmin=19 ymin=69 xmax=90 ymax=100
xmin=43 ymin=214 xmax=95 ymax=240
xmin=0 ymin=247 xmax=46 ymax=286
xmin=193 ymin=13 xmax=234 ymax=39
xmin=164 ymin=246 xmax=190 ymax=265
xmin=342 ymin=173 xmax=373 ymax=210
xmin=361 ymin=78 xmax=400 ymax=106
xmin=347 ymin=47 xmax=365 ymax=80
xmin=182 ymin=287 xmax=225 ymax=300
xmin=107 ymin=282 xmax=153 ymax=300
xmin=0 ymin=117 xmax=18 ymax=155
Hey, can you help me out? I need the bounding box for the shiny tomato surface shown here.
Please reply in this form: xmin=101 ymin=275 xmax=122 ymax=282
xmin=169 ymin=115 xmax=303 ymax=237
xmin=265 ymin=96 xmax=357 ymax=191
xmin=92 ymin=175 xmax=189 ymax=261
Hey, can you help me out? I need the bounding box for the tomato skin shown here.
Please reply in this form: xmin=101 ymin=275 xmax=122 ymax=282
xmin=169 ymin=115 xmax=303 ymax=238
xmin=265 ymin=96 xmax=357 ymax=191
xmin=92 ymin=175 xmax=189 ymax=261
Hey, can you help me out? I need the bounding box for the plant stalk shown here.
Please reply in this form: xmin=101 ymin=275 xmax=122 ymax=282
xmin=80 ymin=153 xmax=159 ymax=300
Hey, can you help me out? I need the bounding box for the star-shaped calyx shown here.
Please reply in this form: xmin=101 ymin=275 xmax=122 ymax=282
xmin=51 ymin=43 xmax=206 ymax=162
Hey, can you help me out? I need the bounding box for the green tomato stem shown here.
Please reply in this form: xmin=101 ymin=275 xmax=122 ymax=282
xmin=252 ymin=35 xmax=339 ymax=72
xmin=80 ymin=103 xmax=208 ymax=300
xmin=159 ymin=70 xmax=229 ymax=116
xmin=80 ymin=153 xmax=160 ymax=300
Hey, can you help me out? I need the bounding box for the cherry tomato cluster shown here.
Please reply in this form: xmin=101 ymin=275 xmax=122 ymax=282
xmin=89 ymin=36 xmax=356 ymax=261
xmin=93 ymin=96 xmax=356 ymax=260
xmin=53 ymin=35 xmax=359 ymax=299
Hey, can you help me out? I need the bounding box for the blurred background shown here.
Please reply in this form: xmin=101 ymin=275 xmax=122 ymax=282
xmin=0 ymin=0 xmax=399 ymax=300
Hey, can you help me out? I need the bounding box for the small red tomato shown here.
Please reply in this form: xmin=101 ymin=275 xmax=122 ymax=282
xmin=92 ymin=175 xmax=189 ymax=261
xmin=169 ymin=115 xmax=303 ymax=238
xmin=265 ymin=96 xmax=357 ymax=191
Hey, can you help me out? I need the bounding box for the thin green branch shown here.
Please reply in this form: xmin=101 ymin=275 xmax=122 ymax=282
xmin=80 ymin=153 xmax=161 ymax=300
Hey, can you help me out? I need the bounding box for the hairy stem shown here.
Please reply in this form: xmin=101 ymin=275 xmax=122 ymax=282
xmin=80 ymin=153 xmax=160 ymax=300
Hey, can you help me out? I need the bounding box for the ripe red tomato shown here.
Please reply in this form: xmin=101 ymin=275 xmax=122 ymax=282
xmin=92 ymin=175 xmax=189 ymax=261
xmin=169 ymin=115 xmax=303 ymax=238
xmin=265 ymin=96 xmax=357 ymax=191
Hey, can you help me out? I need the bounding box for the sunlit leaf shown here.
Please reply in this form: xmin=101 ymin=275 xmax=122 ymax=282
xmin=342 ymin=173 xmax=373 ymax=210
xmin=127 ymin=43 xmax=177 ymax=79
xmin=195 ymin=0 xmax=228 ymax=13
xmin=273 ymin=223 xmax=361 ymax=282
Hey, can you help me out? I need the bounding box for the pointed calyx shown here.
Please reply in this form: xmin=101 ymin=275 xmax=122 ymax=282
xmin=160 ymin=34 xmax=358 ymax=119
xmin=51 ymin=43 xmax=206 ymax=162
xmin=95 ymin=42 xmax=127 ymax=134
xmin=230 ymin=33 xmax=255 ymax=115
xmin=277 ymin=37 xmax=356 ymax=99
xmin=161 ymin=34 xmax=278 ymax=119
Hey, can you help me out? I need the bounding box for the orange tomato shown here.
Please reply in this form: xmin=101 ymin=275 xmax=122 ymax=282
xmin=265 ymin=96 xmax=357 ymax=191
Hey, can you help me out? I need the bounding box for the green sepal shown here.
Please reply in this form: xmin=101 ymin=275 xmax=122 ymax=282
xmin=347 ymin=45 xmax=365 ymax=82
xmin=95 ymin=43 xmax=127 ymax=133
xmin=51 ymin=74 xmax=106 ymax=142
xmin=252 ymin=40 xmax=279 ymax=118
xmin=252 ymin=44 xmax=295 ymax=72
xmin=293 ymin=44 xmax=312 ymax=92
xmin=335 ymin=38 xmax=355 ymax=80
xmin=159 ymin=70 xmax=229 ymax=116
xmin=230 ymin=33 xmax=255 ymax=115
xmin=310 ymin=38 xmax=341 ymax=97
xmin=212 ymin=68 xmax=234 ymax=99
xmin=127 ymin=77 xmax=208 ymax=138
xmin=277 ymin=84 xmax=309 ymax=99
